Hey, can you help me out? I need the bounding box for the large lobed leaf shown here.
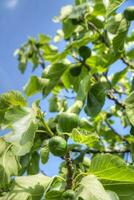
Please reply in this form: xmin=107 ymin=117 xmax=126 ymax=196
xmin=85 ymin=82 xmax=107 ymax=117
xmin=3 ymin=106 xmax=38 ymax=156
xmin=104 ymin=181 xmax=134 ymax=200
xmin=0 ymin=91 xmax=27 ymax=126
xmin=1 ymin=174 xmax=52 ymax=200
xmin=76 ymin=175 xmax=119 ymax=200
xmin=67 ymin=73 xmax=91 ymax=114
xmin=0 ymin=138 xmax=20 ymax=189
xmin=90 ymin=154 xmax=134 ymax=182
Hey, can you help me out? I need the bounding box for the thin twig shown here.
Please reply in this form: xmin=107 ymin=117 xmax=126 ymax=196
xmin=107 ymin=90 xmax=125 ymax=109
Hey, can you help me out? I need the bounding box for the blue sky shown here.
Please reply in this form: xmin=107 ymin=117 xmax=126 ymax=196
xmin=0 ymin=0 xmax=134 ymax=176
xmin=0 ymin=0 xmax=72 ymax=93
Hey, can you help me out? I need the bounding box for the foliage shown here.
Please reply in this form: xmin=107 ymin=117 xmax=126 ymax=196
xmin=1 ymin=0 xmax=134 ymax=199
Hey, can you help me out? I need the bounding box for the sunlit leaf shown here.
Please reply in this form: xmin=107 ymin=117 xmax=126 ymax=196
xmin=70 ymin=128 xmax=99 ymax=147
xmin=125 ymin=91 xmax=134 ymax=126
xmin=90 ymin=154 xmax=134 ymax=182
xmin=4 ymin=106 xmax=38 ymax=156
xmin=76 ymin=175 xmax=111 ymax=200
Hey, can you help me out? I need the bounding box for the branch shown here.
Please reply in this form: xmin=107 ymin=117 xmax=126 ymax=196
xmin=107 ymin=90 xmax=125 ymax=109
xmin=64 ymin=95 xmax=76 ymax=100
xmin=64 ymin=151 xmax=74 ymax=189
xmin=72 ymin=148 xmax=130 ymax=154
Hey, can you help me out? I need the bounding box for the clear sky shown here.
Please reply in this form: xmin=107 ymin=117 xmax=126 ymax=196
xmin=0 ymin=0 xmax=72 ymax=93
xmin=0 ymin=0 xmax=134 ymax=176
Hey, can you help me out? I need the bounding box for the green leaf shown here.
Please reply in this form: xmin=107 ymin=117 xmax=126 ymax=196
xmin=86 ymin=49 xmax=120 ymax=73
xmin=18 ymin=55 xmax=27 ymax=74
xmin=62 ymin=19 xmax=77 ymax=39
xmin=85 ymin=82 xmax=106 ymax=117
xmin=45 ymin=190 xmax=63 ymax=200
xmin=93 ymin=0 xmax=107 ymax=16
xmin=0 ymin=91 xmax=27 ymax=125
xmin=45 ymin=176 xmax=64 ymax=200
xmin=126 ymin=30 xmax=134 ymax=42
xmin=4 ymin=106 xmax=38 ymax=156
xmin=76 ymin=175 xmax=111 ymax=200
xmin=23 ymin=76 xmax=48 ymax=96
xmin=107 ymin=0 xmax=126 ymax=16
xmin=62 ymin=65 xmax=88 ymax=92
xmin=0 ymin=138 xmax=20 ymax=189
xmin=70 ymin=128 xmax=99 ymax=147
xmin=125 ymin=91 xmax=134 ymax=126
xmin=104 ymin=181 xmax=134 ymax=200
xmin=42 ymin=62 xmax=68 ymax=79
xmin=90 ymin=154 xmax=134 ymax=182
xmin=75 ymin=0 xmax=87 ymax=5
xmin=38 ymin=34 xmax=51 ymax=44
xmin=41 ymin=44 xmax=58 ymax=61
xmin=111 ymin=67 xmax=128 ymax=86
xmin=4 ymin=174 xmax=52 ymax=200
xmin=127 ymin=48 xmax=134 ymax=60
xmin=0 ymin=138 xmax=7 ymax=155
xmin=0 ymin=91 xmax=26 ymax=109
xmin=106 ymin=13 xmax=124 ymax=34
xmin=28 ymin=152 xmax=40 ymax=175
xmin=113 ymin=16 xmax=130 ymax=51
xmin=67 ymin=73 xmax=91 ymax=113
xmin=49 ymin=95 xmax=59 ymax=112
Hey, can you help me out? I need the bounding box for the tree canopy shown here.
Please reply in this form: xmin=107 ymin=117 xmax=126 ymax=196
xmin=1 ymin=0 xmax=134 ymax=199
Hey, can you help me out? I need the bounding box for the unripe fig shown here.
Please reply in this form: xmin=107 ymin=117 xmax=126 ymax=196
xmin=49 ymin=136 xmax=67 ymax=157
